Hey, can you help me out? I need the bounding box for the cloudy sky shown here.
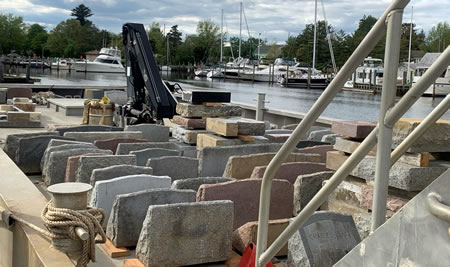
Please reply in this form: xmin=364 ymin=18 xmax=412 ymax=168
xmin=1 ymin=0 xmax=448 ymax=43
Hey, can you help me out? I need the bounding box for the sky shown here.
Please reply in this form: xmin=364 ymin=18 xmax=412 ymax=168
xmin=0 ymin=0 xmax=448 ymax=43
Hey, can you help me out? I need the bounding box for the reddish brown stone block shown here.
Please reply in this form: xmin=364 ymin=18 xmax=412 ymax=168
xmin=297 ymin=144 xmax=335 ymax=163
xmin=197 ymin=179 xmax=293 ymax=230
xmin=172 ymin=115 xmax=206 ymax=129
xmin=93 ymin=137 xmax=148 ymax=153
xmin=250 ymin=162 xmax=329 ymax=184
xmin=65 ymin=153 xmax=109 ymax=182
xmin=359 ymin=184 xmax=408 ymax=214
xmin=331 ymin=120 xmax=376 ymax=139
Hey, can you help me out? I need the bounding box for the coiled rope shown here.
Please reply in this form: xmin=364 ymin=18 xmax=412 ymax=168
xmin=5 ymin=201 xmax=106 ymax=267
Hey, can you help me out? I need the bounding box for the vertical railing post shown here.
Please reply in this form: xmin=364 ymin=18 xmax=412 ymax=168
xmin=371 ymin=8 xmax=404 ymax=231
xmin=256 ymin=93 xmax=266 ymax=121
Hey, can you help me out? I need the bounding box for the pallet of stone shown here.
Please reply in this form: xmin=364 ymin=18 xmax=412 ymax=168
xmin=176 ymin=103 xmax=241 ymax=118
xmin=206 ymin=117 xmax=265 ymax=137
xmin=196 ymin=133 xmax=268 ymax=149
xmin=101 ymin=238 xmax=130 ymax=258
xmin=182 ymin=90 xmax=231 ymax=104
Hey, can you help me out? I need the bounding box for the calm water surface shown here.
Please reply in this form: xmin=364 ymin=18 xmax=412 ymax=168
xmin=30 ymin=69 xmax=449 ymax=121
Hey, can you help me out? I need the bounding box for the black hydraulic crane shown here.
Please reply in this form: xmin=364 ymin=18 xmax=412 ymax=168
xmin=121 ymin=23 xmax=178 ymax=123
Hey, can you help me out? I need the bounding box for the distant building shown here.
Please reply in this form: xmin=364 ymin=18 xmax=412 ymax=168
xmin=85 ymin=50 xmax=100 ymax=61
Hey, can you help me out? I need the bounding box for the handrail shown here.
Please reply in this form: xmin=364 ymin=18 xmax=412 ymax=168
xmin=427 ymin=192 xmax=450 ymax=223
xmin=255 ymin=0 xmax=410 ymax=265
xmin=254 ymin=3 xmax=449 ymax=267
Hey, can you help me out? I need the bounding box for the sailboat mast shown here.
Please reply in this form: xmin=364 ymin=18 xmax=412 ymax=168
xmin=407 ymin=5 xmax=413 ymax=82
xmin=239 ymin=1 xmax=242 ymax=58
xmin=221 ymin=9 xmax=224 ymax=63
xmin=312 ymin=0 xmax=317 ymax=69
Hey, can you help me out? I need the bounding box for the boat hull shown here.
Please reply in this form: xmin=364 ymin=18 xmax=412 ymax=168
xmin=73 ymin=62 xmax=124 ymax=73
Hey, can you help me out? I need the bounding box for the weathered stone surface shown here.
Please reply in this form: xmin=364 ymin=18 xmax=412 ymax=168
xmin=107 ymin=189 xmax=196 ymax=247
xmin=0 ymin=104 xmax=14 ymax=111
xmin=52 ymin=125 xmax=123 ymax=136
xmin=146 ymin=156 xmax=198 ymax=181
xmin=124 ymin=124 xmax=170 ymax=142
xmin=3 ymin=131 xmax=59 ymax=160
xmin=131 ymin=148 xmax=181 ymax=166
xmin=16 ymin=135 xmax=74 ymax=173
xmin=321 ymin=134 xmax=339 ymax=145
xmin=233 ymin=219 xmax=290 ymax=256
xmin=326 ymin=150 xmax=349 ymax=171
xmin=294 ymin=171 xmax=335 ymax=215
xmin=197 ymin=179 xmax=293 ymax=229
xmin=182 ymin=90 xmax=231 ymax=103
xmin=265 ymin=133 xmax=291 ymax=143
xmin=297 ymin=140 xmax=330 ymax=148
xmin=359 ymin=184 xmax=408 ymax=214
xmin=206 ymin=117 xmax=266 ymax=137
xmin=65 ymin=153 xmax=111 ymax=182
xmin=173 ymin=115 xmax=206 ymax=129
xmin=90 ymin=174 xmax=172 ymax=226
xmin=223 ymin=152 xmax=322 ymax=179
xmin=334 ymin=137 xmax=377 ymax=156
xmin=172 ymin=126 xmax=209 ymax=144
xmin=171 ymin=177 xmax=234 ymax=192
xmin=7 ymin=111 xmax=40 ymax=121
xmin=308 ymin=129 xmax=333 ymax=142
xmin=206 ymin=117 xmax=238 ymax=136
xmin=44 ymin=148 xmax=112 ymax=185
xmin=93 ymin=137 xmax=148 ymax=153
xmin=6 ymin=87 xmax=32 ymax=99
xmin=392 ymin=118 xmax=450 ymax=152
xmin=76 ymin=155 xmax=136 ymax=184
xmin=104 ymin=90 xmax=128 ymax=105
xmin=171 ymin=141 xmax=197 ymax=158
xmin=63 ymin=131 xmax=142 ymax=143
xmin=116 ymin=142 xmax=179 ymax=155
xmin=136 ymin=201 xmax=234 ymax=266
xmin=287 ymin=211 xmax=361 ymax=267
xmin=196 ymin=133 xmax=268 ymax=149
xmin=176 ymin=103 xmax=242 ymax=117
xmin=14 ymin=102 xmax=36 ymax=112
xmin=264 ymin=129 xmax=293 ymax=135
xmin=90 ymin=164 xmax=153 ymax=185
xmin=198 ymin=143 xmax=284 ymax=177
xmin=0 ymin=88 xmax=7 ymax=104
xmin=298 ymin=144 xmax=335 ymax=163
xmin=42 ymin=143 xmax=96 ymax=171
xmin=332 ymin=120 xmax=376 ymax=139
xmin=250 ymin=162 xmax=329 ymax=184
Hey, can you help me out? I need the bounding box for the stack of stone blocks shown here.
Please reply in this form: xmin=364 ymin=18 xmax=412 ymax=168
xmin=323 ymin=119 xmax=450 ymax=239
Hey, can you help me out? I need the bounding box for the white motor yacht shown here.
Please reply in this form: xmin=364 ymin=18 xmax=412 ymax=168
xmin=74 ymin=48 xmax=124 ymax=73
xmin=350 ymin=57 xmax=384 ymax=87
xmin=51 ymin=59 xmax=73 ymax=70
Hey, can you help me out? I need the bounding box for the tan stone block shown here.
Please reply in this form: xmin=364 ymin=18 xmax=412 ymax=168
xmin=14 ymin=103 xmax=36 ymax=112
xmin=0 ymin=105 xmax=14 ymax=111
xmin=197 ymin=133 xmax=243 ymax=148
xmin=232 ymin=219 xmax=290 ymax=256
xmin=7 ymin=111 xmax=40 ymax=121
xmin=12 ymin=97 xmax=31 ymax=103
xmin=206 ymin=117 xmax=239 ymax=137
xmin=326 ymin=150 xmax=349 ymax=171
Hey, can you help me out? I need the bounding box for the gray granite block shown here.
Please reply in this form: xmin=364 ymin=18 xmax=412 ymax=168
xmin=41 ymin=142 xmax=96 ymax=171
xmin=146 ymin=156 xmax=198 ymax=181
xmin=63 ymin=131 xmax=142 ymax=143
xmin=44 ymin=148 xmax=112 ymax=185
xmin=90 ymin=174 xmax=172 ymax=227
xmin=136 ymin=201 xmax=234 ymax=266
xmin=3 ymin=131 xmax=58 ymax=160
xmin=294 ymin=171 xmax=335 ymax=215
xmin=131 ymin=148 xmax=181 ymax=166
xmin=171 ymin=177 xmax=234 ymax=192
xmin=116 ymin=142 xmax=179 ymax=155
xmin=75 ymin=155 xmax=136 ymax=184
xmin=125 ymin=124 xmax=170 ymax=142
xmin=107 ymin=188 xmax=196 ymax=247
xmin=90 ymin=164 xmax=153 ymax=185
xmin=52 ymin=125 xmax=123 ymax=136
xmin=104 ymin=90 xmax=128 ymax=105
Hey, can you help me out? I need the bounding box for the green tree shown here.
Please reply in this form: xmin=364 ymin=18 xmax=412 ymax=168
xmin=25 ymin=24 xmax=48 ymax=57
xmin=421 ymin=22 xmax=450 ymax=53
xmin=349 ymin=15 xmax=385 ymax=59
xmin=194 ymin=19 xmax=220 ymax=63
xmin=71 ymin=4 xmax=93 ymax=26
xmin=0 ymin=13 xmax=26 ymax=54
xmin=399 ymin=23 xmax=425 ymax=61
xmin=147 ymin=22 xmax=165 ymax=62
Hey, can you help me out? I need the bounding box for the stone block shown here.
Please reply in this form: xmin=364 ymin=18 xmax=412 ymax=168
xmin=3 ymin=131 xmax=58 ymax=160
xmin=308 ymin=129 xmax=333 ymax=142
xmin=293 ymin=171 xmax=335 ymax=215
xmin=146 ymin=156 xmax=198 ymax=181
xmin=0 ymin=88 xmax=6 ymax=104
xmin=0 ymin=104 xmax=14 ymax=111
xmin=6 ymin=88 xmax=32 ymax=99
xmin=90 ymin=174 xmax=172 ymax=227
xmin=90 ymin=164 xmax=154 ymax=185
xmin=104 ymin=90 xmax=128 ymax=105
xmin=63 ymin=131 xmax=142 ymax=143
xmin=232 ymin=219 xmax=290 ymax=256
xmin=334 ymin=137 xmax=376 ymax=156
xmin=171 ymin=177 xmax=234 ymax=192
xmin=41 ymin=142 xmax=96 ymax=171
xmin=124 ymin=124 xmax=169 ymax=142
xmin=171 ymin=140 xmax=197 ymax=158
xmin=250 ymin=162 xmax=329 ymax=184
xmin=321 ymin=133 xmax=339 ymax=145
xmin=287 ymin=211 xmax=361 ymax=267
xmin=297 ymin=144 xmax=335 ymax=163
xmin=116 ymin=142 xmax=179 ymax=155
xmin=76 ymin=155 xmax=136 ymax=184
xmin=196 ymin=133 xmax=248 ymax=148
xmin=172 ymin=115 xmax=206 ymax=129
xmin=65 ymin=153 xmax=112 ymax=182
xmin=198 ymin=143 xmax=284 ymax=177
xmin=176 ymin=103 xmax=241 ymax=117
xmin=264 ymin=129 xmax=293 ymax=135
xmin=12 ymin=97 xmax=30 ymax=103
xmin=7 ymin=111 xmax=40 ymax=121
xmin=197 ymin=179 xmax=293 ymax=229
xmin=265 ymin=133 xmax=291 ymax=143
xmin=16 ymin=135 xmax=74 ymax=174
xmin=52 ymin=125 xmax=123 ymax=136
xmin=13 ymin=103 xmax=36 ymax=112
xmin=94 ymin=137 xmax=148 ymax=153
xmin=223 ymin=152 xmax=322 ymax=179
xmin=297 ymin=140 xmax=330 ymax=148
xmin=136 ymin=201 xmax=233 ymax=266
xmin=43 ymin=148 xmax=112 ymax=185
xmin=182 ymin=90 xmax=231 ymax=103
xmin=326 ymin=150 xmax=349 ymax=171
xmin=172 ymin=126 xmax=209 ymax=144
xmin=107 ymin=189 xmax=196 ymax=247
xmin=331 ymin=120 xmax=376 ymax=139
xmin=206 ymin=117 xmax=238 ymax=136
xmin=206 ymin=117 xmax=266 ymax=137
xmin=359 ymin=184 xmax=408 ymax=214
xmin=392 ymin=118 xmax=450 ymax=152
xmin=131 ymin=148 xmax=181 ymax=166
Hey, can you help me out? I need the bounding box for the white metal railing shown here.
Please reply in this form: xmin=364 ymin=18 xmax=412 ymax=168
xmin=255 ymin=0 xmax=450 ymax=264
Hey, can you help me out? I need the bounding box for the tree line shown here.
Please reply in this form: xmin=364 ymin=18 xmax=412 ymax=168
xmin=0 ymin=5 xmax=449 ymax=71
